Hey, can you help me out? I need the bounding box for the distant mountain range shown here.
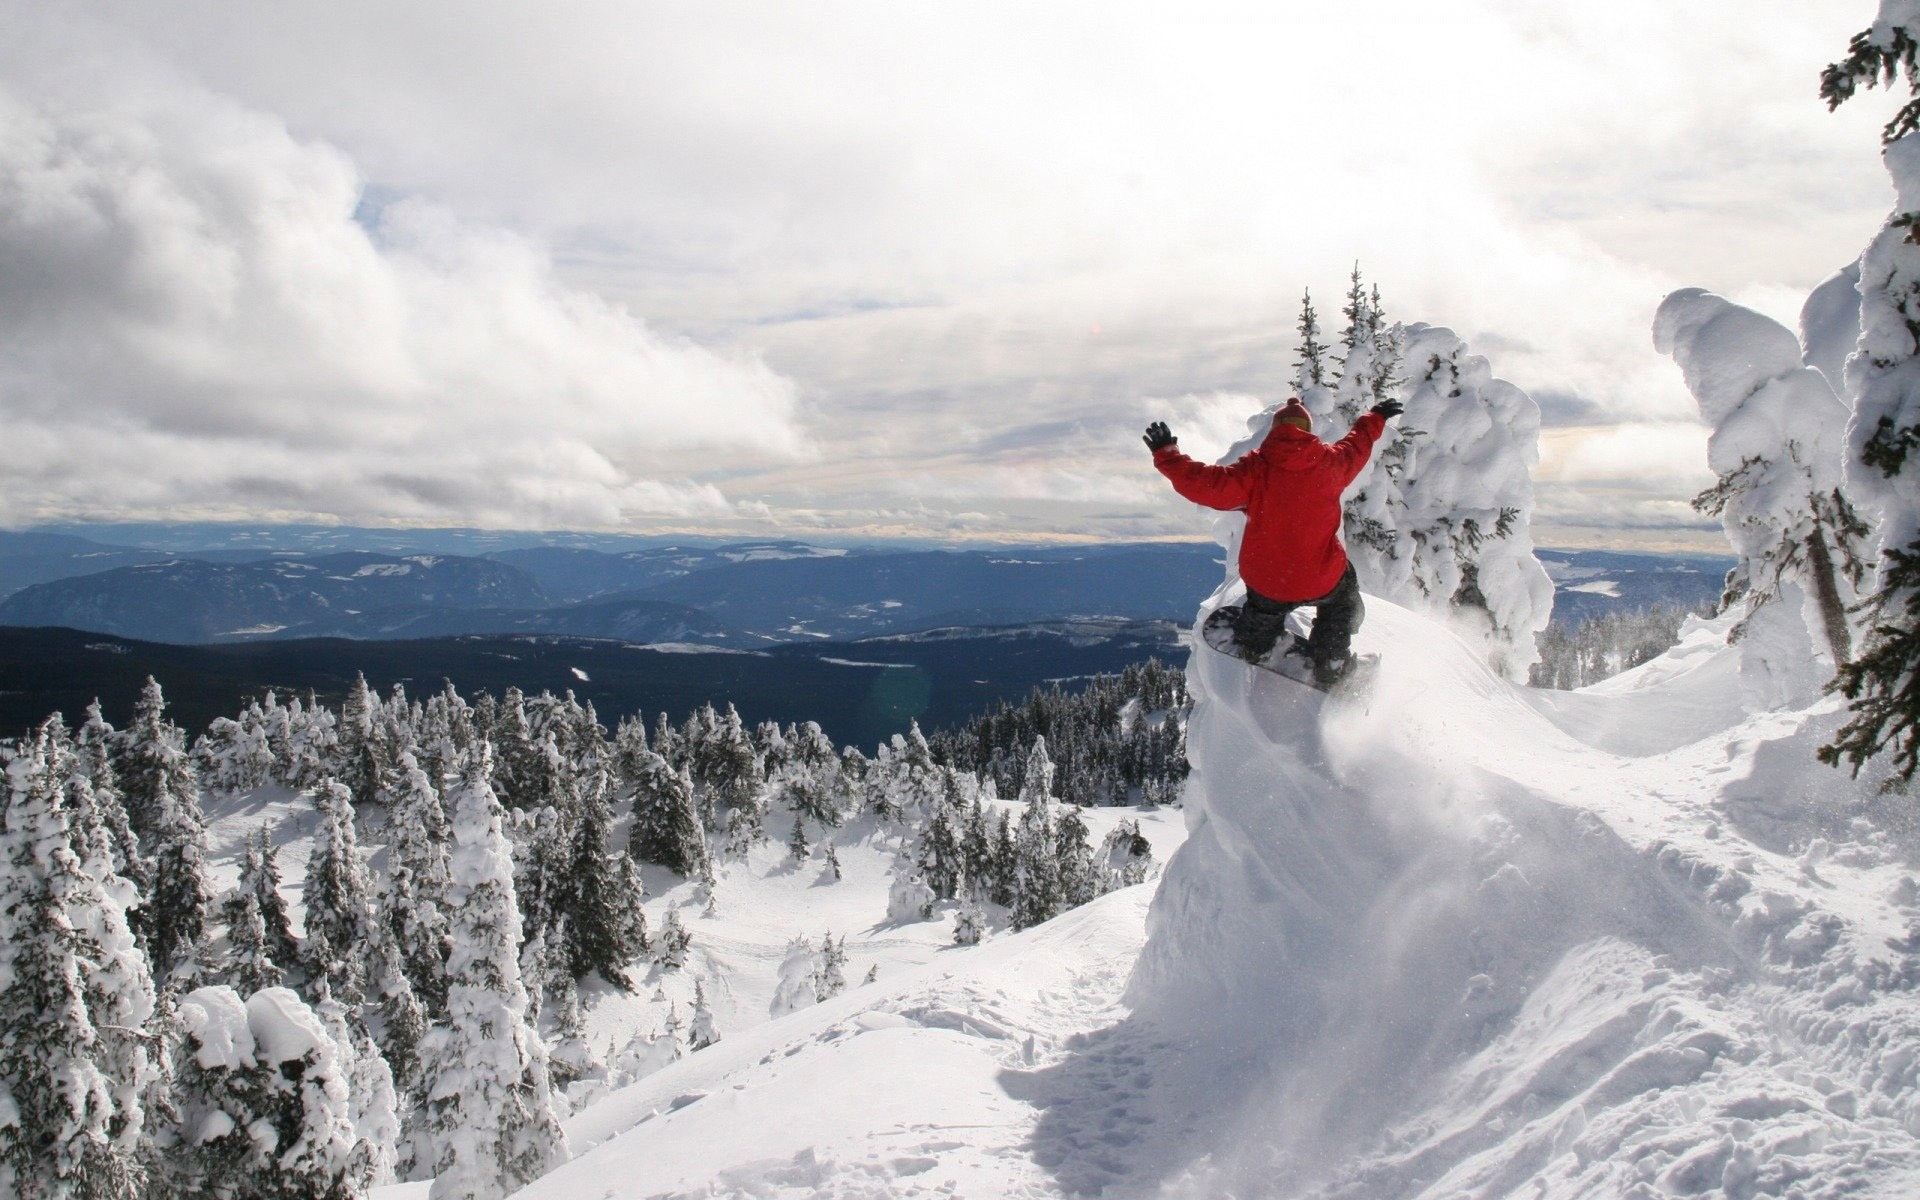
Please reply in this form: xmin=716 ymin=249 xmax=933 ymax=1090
xmin=0 ymin=529 xmax=1731 ymax=649
xmin=0 ymin=535 xmax=1226 ymax=646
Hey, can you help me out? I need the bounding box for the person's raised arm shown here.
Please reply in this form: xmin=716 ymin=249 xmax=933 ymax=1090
xmin=1144 ymin=422 xmax=1257 ymax=511
xmin=1327 ymin=401 xmax=1398 ymax=483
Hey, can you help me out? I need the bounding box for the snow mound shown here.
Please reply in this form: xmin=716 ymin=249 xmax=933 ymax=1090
xmin=1122 ymin=595 xmax=1920 ymax=1197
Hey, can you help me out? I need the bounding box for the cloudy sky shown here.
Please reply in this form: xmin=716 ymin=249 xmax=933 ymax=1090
xmin=0 ymin=2 xmax=1898 ymax=549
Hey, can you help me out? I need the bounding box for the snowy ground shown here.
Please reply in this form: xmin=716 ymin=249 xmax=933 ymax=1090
xmin=424 ymin=593 xmax=1920 ymax=1199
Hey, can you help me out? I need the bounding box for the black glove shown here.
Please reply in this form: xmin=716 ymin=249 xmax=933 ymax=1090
xmin=1143 ymin=421 xmax=1176 ymax=452
xmin=1370 ymin=399 xmax=1405 ymax=419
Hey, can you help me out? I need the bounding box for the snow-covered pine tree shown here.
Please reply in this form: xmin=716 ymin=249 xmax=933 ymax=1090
xmin=786 ymin=812 xmax=810 ymax=863
xmin=769 ymin=937 xmax=820 ymax=1017
xmin=688 ymin=979 xmax=720 ymax=1051
xmin=75 ymin=702 xmax=146 ymax=895
xmin=365 ymin=914 xmax=428 ymax=1106
xmin=55 ymin=733 xmax=159 ymax=1177
xmin=543 ymin=975 xmax=604 ymax=1101
xmin=410 ymin=747 xmax=568 ymax=1199
xmin=626 ymin=751 xmax=709 ymax=880
xmin=813 ymin=934 xmax=848 ymax=1002
xmin=239 ymin=824 xmax=300 ymax=974
xmin=220 ymin=878 xmax=286 ymax=994
xmin=303 ymin=780 xmax=374 ymax=1004
xmin=1099 ymin=819 xmax=1156 ymax=888
xmin=1372 ymin=324 xmax=1555 ymax=679
xmin=952 ymin=896 xmax=985 ymax=946
xmin=0 ymin=726 xmax=142 ymax=1198
xmin=1293 ymin=287 xmax=1332 ymax=393
xmin=989 ymin=810 xmax=1018 ymax=908
xmin=1011 ymin=738 xmax=1060 ymax=931
xmin=653 ymin=907 xmax=691 ymax=970
xmin=885 ymin=852 xmax=936 ymax=923
xmin=381 ymin=754 xmax=452 ymax=1009
xmin=1654 ymin=288 xmax=1870 ymax=708
xmin=170 ymin=985 xmax=359 ymax=1199
xmin=1053 ymin=806 xmax=1103 ymax=909
xmin=1819 ymin=9 xmax=1920 ymax=784
xmin=559 ymin=770 xmax=644 ymax=989
xmin=111 ymin=679 xmax=214 ymax=977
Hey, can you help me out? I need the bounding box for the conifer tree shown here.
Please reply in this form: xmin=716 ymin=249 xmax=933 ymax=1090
xmin=303 ymin=781 xmax=374 ymax=1004
xmin=653 ymin=908 xmax=692 ymax=970
xmin=0 ymin=727 xmax=142 ymax=1199
xmin=365 ymin=920 xmax=427 ymax=1107
xmin=989 ymin=810 xmax=1018 ymax=908
xmin=769 ymin=937 xmax=820 ymax=1017
xmin=627 ymin=752 xmax=709 ymax=880
xmin=813 ymin=934 xmax=848 ymax=1002
xmin=1054 ymin=806 xmax=1103 ymax=909
xmin=221 ymin=880 xmax=286 ymax=995
xmin=381 ymin=756 xmax=452 ymax=1009
xmin=170 ymin=985 xmax=359 ymax=1200
xmin=411 ymin=748 xmax=569 ymax=1200
xmin=559 ymin=771 xmax=644 ymax=989
xmin=953 ymin=897 xmax=985 ymax=947
xmin=1293 ymin=287 xmax=1331 ymax=392
xmin=113 ymin=679 xmax=213 ymax=977
xmin=1011 ymin=738 xmax=1060 ymax=930
xmin=1820 ymin=12 xmax=1920 ymax=784
xmin=787 ymin=812 xmax=810 ymax=863
xmin=688 ymin=980 xmax=720 ymax=1051
xmin=75 ymin=702 xmax=146 ymax=900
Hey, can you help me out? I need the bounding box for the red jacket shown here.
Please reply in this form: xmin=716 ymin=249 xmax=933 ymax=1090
xmin=1153 ymin=413 xmax=1386 ymax=602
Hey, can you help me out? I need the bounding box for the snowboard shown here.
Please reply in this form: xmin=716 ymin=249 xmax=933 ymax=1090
xmin=1201 ymin=605 xmax=1379 ymax=695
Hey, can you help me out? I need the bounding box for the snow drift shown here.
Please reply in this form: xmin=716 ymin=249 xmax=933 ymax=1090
xmin=1122 ymin=594 xmax=1920 ymax=1197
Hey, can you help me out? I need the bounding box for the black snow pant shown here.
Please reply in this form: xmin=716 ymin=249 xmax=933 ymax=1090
xmin=1233 ymin=563 xmax=1364 ymax=665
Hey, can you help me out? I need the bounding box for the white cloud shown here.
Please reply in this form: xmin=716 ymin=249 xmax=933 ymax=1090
xmin=0 ymin=65 xmax=803 ymax=528
xmin=0 ymin=1 xmax=1896 ymax=545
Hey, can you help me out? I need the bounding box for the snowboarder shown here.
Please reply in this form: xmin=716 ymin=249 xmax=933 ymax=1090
xmin=1144 ymin=395 xmax=1403 ymax=685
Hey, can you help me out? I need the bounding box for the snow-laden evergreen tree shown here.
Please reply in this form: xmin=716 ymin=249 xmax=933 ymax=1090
xmin=315 ymin=992 xmax=399 ymax=1191
xmin=0 ymin=728 xmax=142 ymax=1199
xmin=769 ymin=937 xmax=821 ymax=1017
xmin=885 ymin=852 xmax=936 ymax=923
xmin=193 ymin=716 xmax=275 ymax=796
xmin=170 ymin=985 xmax=359 ymax=1200
xmin=953 ymin=896 xmax=986 ymax=946
xmin=74 ymin=702 xmax=146 ymax=898
xmin=220 ymin=878 xmax=286 ymax=994
xmin=1820 ymin=7 xmax=1920 ymax=784
xmin=1054 ymin=806 xmax=1103 ymax=910
xmin=303 ymin=780 xmax=374 ymax=1004
xmin=1655 ymin=288 xmax=1870 ymax=708
xmin=347 ymin=1028 xmax=401 ymax=1190
xmin=365 ymin=917 xmax=427 ymax=1107
xmin=112 ymin=679 xmax=213 ymax=976
xmin=557 ymin=771 xmax=645 ymax=989
xmin=410 ymin=747 xmax=569 ymax=1199
xmin=688 ymin=979 xmax=720 ymax=1051
xmin=1292 ymin=287 xmax=1332 ymax=393
xmin=627 ymin=751 xmax=709 ymax=879
xmin=239 ymin=824 xmax=300 ymax=974
xmin=1098 ymin=819 xmax=1156 ymax=889
xmin=813 ymin=933 xmax=848 ymax=1003
xmin=381 ymin=754 xmax=452 ymax=1009
xmin=653 ymin=907 xmax=691 ymax=970
xmin=544 ymin=975 xmax=605 ymax=1102
xmin=1011 ymin=738 xmax=1060 ymax=931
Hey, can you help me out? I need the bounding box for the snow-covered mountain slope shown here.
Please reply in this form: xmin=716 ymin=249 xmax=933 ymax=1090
xmin=513 ymin=593 xmax=1920 ymax=1199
